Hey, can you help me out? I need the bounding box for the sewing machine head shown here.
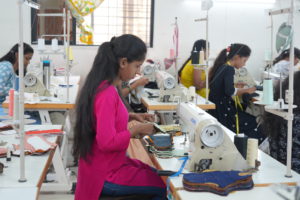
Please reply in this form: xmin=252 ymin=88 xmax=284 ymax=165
xmin=24 ymin=73 xmax=51 ymax=96
xmin=178 ymin=102 xmax=249 ymax=172
xmin=155 ymin=70 xmax=195 ymax=102
xmin=141 ymin=62 xmax=157 ymax=82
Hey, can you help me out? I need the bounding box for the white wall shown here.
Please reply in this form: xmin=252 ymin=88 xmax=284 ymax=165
xmin=1 ymin=0 xmax=299 ymax=82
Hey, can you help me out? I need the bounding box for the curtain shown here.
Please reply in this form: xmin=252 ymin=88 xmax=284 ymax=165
xmin=66 ymin=0 xmax=104 ymax=44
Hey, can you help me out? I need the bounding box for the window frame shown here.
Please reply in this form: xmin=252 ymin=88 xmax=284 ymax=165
xmin=31 ymin=0 xmax=155 ymax=47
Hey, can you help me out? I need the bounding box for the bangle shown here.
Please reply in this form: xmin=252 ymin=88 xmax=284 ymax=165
xmin=126 ymin=85 xmax=132 ymax=92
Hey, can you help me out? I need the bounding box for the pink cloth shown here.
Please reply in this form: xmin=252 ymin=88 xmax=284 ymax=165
xmin=75 ymin=85 xmax=165 ymax=200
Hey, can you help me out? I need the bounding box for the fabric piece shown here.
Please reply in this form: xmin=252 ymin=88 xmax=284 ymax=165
xmin=75 ymin=85 xmax=165 ymax=200
xmin=183 ymin=171 xmax=254 ymax=196
xmin=180 ymin=60 xmax=207 ymax=97
xmin=12 ymin=135 xmax=56 ymax=154
xmin=0 ymin=61 xmax=16 ymax=104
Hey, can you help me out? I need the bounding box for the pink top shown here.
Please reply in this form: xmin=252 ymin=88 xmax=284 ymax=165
xmin=75 ymin=85 xmax=131 ymax=200
xmin=75 ymin=84 xmax=165 ymax=200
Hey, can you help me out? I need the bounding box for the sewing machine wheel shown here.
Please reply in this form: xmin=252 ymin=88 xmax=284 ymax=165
xmin=143 ymin=64 xmax=154 ymax=75
xmin=24 ymin=74 xmax=37 ymax=87
xmin=238 ymin=67 xmax=248 ymax=77
xmin=200 ymin=124 xmax=224 ymax=148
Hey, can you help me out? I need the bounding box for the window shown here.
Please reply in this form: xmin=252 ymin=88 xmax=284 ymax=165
xmin=31 ymin=0 xmax=76 ymax=45
xmin=31 ymin=0 xmax=154 ymax=47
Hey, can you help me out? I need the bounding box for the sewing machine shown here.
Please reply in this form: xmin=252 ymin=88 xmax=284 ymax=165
xmin=24 ymin=73 xmax=51 ymax=96
xmin=178 ymin=102 xmax=249 ymax=172
xmin=141 ymin=62 xmax=157 ymax=82
xmin=155 ymin=70 xmax=195 ymax=102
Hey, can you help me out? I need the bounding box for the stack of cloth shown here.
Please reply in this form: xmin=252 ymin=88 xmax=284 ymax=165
xmin=183 ymin=170 xmax=254 ymax=196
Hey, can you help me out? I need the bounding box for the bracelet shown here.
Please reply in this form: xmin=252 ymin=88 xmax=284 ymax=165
xmin=126 ymin=85 xmax=132 ymax=92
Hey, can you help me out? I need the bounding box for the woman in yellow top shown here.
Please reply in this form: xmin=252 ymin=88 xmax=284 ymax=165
xmin=178 ymin=39 xmax=208 ymax=97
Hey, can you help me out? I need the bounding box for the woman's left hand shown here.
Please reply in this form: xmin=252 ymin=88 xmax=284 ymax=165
xmin=130 ymin=113 xmax=155 ymax=122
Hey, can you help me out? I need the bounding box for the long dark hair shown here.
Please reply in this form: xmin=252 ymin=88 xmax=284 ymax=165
xmin=208 ymin=43 xmax=251 ymax=84
xmin=0 ymin=43 xmax=34 ymax=64
xmin=73 ymin=34 xmax=147 ymax=161
xmin=178 ymin=39 xmax=208 ymax=78
xmin=263 ymin=71 xmax=300 ymax=138
xmin=265 ymin=48 xmax=300 ymax=70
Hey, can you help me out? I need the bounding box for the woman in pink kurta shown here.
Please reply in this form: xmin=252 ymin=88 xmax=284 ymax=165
xmin=73 ymin=34 xmax=166 ymax=200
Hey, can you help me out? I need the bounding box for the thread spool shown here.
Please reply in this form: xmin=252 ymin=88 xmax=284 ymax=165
xmin=170 ymin=48 xmax=175 ymax=59
xmin=262 ymin=78 xmax=274 ymax=105
xmin=191 ymin=48 xmax=199 ymax=64
xmin=246 ymin=138 xmax=258 ymax=168
xmin=37 ymin=38 xmax=46 ymax=51
xmin=68 ymin=47 xmax=74 ymax=61
xmin=13 ymin=92 xmax=19 ymax=122
xmin=234 ymin=134 xmax=248 ymax=159
xmin=14 ymin=76 xmax=19 ymax=91
xmin=51 ymin=38 xmax=59 ymax=51
xmin=6 ymin=146 xmax=11 ymax=162
xmin=8 ymin=89 xmax=14 ymax=117
xmin=199 ymin=50 xmax=205 ymax=65
xmin=188 ymin=86 xmax=196 ymax=101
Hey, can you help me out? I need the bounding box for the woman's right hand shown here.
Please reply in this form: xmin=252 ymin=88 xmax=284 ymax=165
xmin=129 ymin=123 xmax=155 ymax=138
xmin=246 ymin=87 xmax=256 ymax=94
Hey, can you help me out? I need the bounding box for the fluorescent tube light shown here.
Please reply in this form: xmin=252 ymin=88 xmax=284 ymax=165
xmin=24 ymin=0 xmax=40 ymax=9
xmin=215 ymin=0 xmax=276 ymax=3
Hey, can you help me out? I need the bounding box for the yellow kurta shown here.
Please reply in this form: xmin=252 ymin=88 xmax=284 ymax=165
xmin=180 ymin=60 xmax=207 ymax=98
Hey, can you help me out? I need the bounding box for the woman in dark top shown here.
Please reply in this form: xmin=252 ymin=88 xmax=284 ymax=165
xmin=208 ymin=43 xmax=265 ymax=143
xmin=263 ymin=71 xmax=300 ymax=173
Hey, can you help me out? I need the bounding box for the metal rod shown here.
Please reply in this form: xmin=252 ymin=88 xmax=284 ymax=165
xmin=285 ymin=0 xmax=294 ymax=178
xmin=66 ymin=10 xmax=71 ymax=103
xmin=18 ymin=0 xmax=26 ymax=183
xmin=37 ymin=13 xmax=65 ymax=17
xmin=205 ymin=10 xmax=209 ymax=104
xmin=269 ymin=15 xmax=273 ymax=78
xmin=174 ymin=17 xmax=178 ymax=87
xmin=41 ymin=34 xmax=67 ymax=37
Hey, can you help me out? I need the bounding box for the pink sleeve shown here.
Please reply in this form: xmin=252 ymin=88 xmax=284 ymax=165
xmin=94 ymin=88 xmax=131 ymax=152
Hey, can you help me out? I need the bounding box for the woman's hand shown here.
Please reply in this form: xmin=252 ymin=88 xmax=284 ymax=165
xmin=246 ymin=87 xmax=256 ymax=94
xmin=129 ymin=123 xmax=155 ymax=138
xmin=129 ymin=113 xmax=155 ymax=122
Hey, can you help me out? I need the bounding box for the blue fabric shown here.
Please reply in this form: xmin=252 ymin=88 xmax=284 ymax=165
xmin=0 ymin=61 xmax=16 ymax=104
xmin=183 ymin=171 xmax=252 ymax=188
xmin=101 ymin=181 xmax=166 ymax=200
xmin=182 ymin=170 xmax=254 ymax=195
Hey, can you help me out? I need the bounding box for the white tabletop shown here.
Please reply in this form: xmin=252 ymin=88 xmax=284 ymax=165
xmin=154 ymin=127 xmax=300 ymax=200
xmin=0 ymin=187 xmax=38 ymax=200
xmin=141 ymin=89 xmax=215 ymax=111
xmin=0 ymin=125 xmax=62 ymax=189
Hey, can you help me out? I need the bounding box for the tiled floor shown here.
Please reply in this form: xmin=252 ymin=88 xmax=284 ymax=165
xmin=39 ymin=192 xmax=74 ymax=200
xmin=39 ymin=166 xmax=77 ymax=200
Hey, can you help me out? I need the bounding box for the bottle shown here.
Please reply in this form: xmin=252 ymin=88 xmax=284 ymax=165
xmin=43 ymin=60 xmax=51 ymax=90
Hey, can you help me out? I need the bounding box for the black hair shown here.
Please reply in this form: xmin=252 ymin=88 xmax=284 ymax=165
xmin=73 ymin=34 xmax=147 ymax=161
xmin=262 ymin=71 xmax=300 ymax=138
xmin=265 ymin=48 xmax=300 ymax=70
xmin=178 ymin=39 xmax=208 ymax=78
xmin=208 ymin=43 xmax=251 ymax=84
xmin=0 ymin=43 xmax=34 ymax=64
